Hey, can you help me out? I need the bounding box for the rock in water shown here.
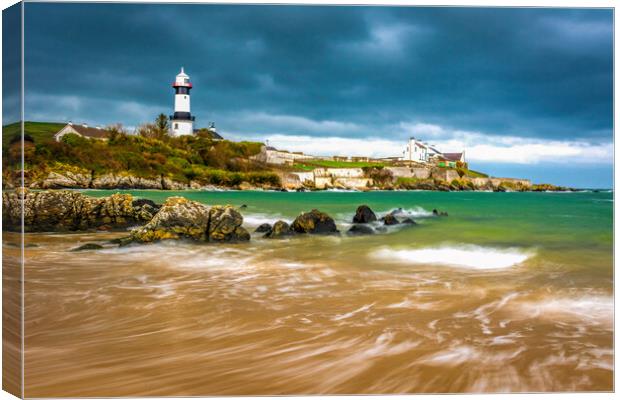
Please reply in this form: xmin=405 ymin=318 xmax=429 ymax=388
xmin=432 ymin=209 xmax=449 ymax=217
xmin=255 ymin=223 xmax=272 ymax=233
xmin=265 ymin=220 xmax=294 ymax=238
xmin=401 ymin=218 xmax=417 ymax=225
xmin=130 ymin=197 xmax=250 ymax=243
xmin=71 ymin=243 xmax=104 ymax=251
xmin=383 ymin=214 xmax=400 ymax=225
xmin=347 ymin=224 xmax=375 ymax=236
xmin=352 ymin=205 xmax=377 ymax=223
xmin=208 ymin=205 xmax=250 ymax=242
xmin=292 ymin=209 xmax=338 ymax=234
xmin=131 ymin=197 xmax=211 ymax=242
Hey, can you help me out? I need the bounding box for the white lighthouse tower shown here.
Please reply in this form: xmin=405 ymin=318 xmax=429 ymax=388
xmin=169 ymin=67 xmax=194 ymax=136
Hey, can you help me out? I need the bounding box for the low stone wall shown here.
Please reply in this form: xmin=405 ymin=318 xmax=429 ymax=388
xmin=384 ymin=167 xmax=412 ymax=178
xmin=333 ymin=178 xmax=371 ymax=189
xmin=283 ymin=167 xmax=532 ymax=191
xmin=431 ymin=168 xmax=460 ymax=182
xmin=327 ymin=168 xmax=365 ymax=178
xmin=285 ymin=168 xmax=369 ymax=189
xmin=384 ymin=167 xmax=432 ymax=179
xmin=411 ymin=168 xmax=432 ymax=179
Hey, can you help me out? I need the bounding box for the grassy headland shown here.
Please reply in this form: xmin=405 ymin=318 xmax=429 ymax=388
xmin=3 ymin=121 xmax=279 ymax=188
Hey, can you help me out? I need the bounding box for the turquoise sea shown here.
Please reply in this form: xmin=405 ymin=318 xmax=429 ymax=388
xmin=15 ymin=189 xmax=614 ymax=395
xmin=84 ymin=189 xmax=613 ymax=279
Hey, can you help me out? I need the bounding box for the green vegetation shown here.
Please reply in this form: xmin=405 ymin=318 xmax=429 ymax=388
xmin=464 ymin=169 xmax=488 ymax=178
xmin=3 ymin=121 xmax=65 ymax=146
xmin=455 ymin=166 xmax=488 ymax=178
xmin=3 ymin=119 xmax=277 ymax=188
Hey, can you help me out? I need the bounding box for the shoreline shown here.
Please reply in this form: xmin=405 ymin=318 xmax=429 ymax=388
xmin=12 ymin=186 xmax=606 ymax=193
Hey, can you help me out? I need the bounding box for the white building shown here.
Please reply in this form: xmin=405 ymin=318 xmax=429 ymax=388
xmin=401 ymin=137 xmax=460 ymax=164
xmin=250 ymin=145 xmax=316 ymax=165
xmin=54 ymin=122 xmax=108 ymax=141
xmin=403 ymin=137 xmax=432 ymax=163
xmin=169 ymin=67 xmax=194 ymax=136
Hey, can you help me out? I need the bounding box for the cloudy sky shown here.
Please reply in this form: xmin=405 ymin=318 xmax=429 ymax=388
xmin=14 ymin=3 xmax=615 ymax=187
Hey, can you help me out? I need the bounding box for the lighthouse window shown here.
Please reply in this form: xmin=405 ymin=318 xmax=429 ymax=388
xmin=184 ymin=78 xmax=189 ymax=83
xmin=184 ymin=96 xmax=187 ymax=99
xmin=174 ymin=123 xmax=178 ymax=129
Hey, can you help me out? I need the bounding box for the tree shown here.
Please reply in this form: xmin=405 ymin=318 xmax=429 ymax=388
xmin=136 ymin=123 xmax=158 ymax=138
xmin=155 ymin=113 xmax=169 ymax=138
xmin=105 ymin=124 xmax=128 ymax=142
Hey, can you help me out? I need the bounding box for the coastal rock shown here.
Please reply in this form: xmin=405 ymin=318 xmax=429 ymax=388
xmin=432 ymin=209 xmax=448 ymax=217
xmin=2 ymin=189 xmax=155 ymax=232
xmin=71 ymin=243 xmax=104 ymax=251
xmin=161 ymin=177 xmax=187 ymax=190
xmin=347 ymin=224 xmax=375 ymax=236
xmin=91 ymin=173 xmax=163 ymax=189
xmin=437 ymin=183 xmax=452 ymax=192
xmin=208 ymin=206 xmax=250 ymax=242
xmin=255 ymin=223 xmax=272 ymax=233
xmin=352 ymin=205 xmax=377 ymax=223
xmin=401 ymin=218 xmax=416 ymax=224
xmin=292 ymin=209 xmax=338 ymax=234
xmin=382 ymin=214 xmax=399 ymax=226
xmin=130 ymin=197 xmax=250 ymax=243
xmin=130 ymin=197 xmax=211 ymax=242
xmin=36 ymin=170 xmax=92 ymax=189
xmin=238 ymin=181 xmax=258 ymax=191
xmin=264 ymin=220 xmax=294 ymax=238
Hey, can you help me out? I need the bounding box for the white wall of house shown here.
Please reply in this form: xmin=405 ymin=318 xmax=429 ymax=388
xmin=54 ymin=125 xmax=80 ymax=142
xmin=403 ymin=138 xmax=429 ymax=163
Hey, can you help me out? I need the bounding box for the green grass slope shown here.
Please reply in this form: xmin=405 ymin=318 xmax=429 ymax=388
xmin=3 ymin=121 xmax=65 ymax=144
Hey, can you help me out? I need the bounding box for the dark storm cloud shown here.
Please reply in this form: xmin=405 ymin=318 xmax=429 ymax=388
xmin=22 ymin=4 xmax=612 ymax=141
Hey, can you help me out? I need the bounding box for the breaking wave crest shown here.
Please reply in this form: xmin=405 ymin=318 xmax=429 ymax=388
xmin=377 ymin=207 xmax=435 ymax=218
xmin=371 ymin=244 xmax=533 ymax=269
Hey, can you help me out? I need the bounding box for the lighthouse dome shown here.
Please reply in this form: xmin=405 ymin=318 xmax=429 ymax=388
xmin=173 ymin=67 xmax=192 ymax=87
xmin=177 ymin=67 xmax=189 ymax=78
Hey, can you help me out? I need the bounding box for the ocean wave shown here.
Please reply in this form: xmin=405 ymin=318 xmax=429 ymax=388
xmin=371 ymin=244 xmax=532 ymax=269
xmin=378 ymin=206 xmax=435 ymax=218
xmin=324 ymin=188 xmax=360 ymax=192
xmin=336 ymin=206 xmax=435 ymax=225
xmin=243 ymin=213 xmax=288 ymax=227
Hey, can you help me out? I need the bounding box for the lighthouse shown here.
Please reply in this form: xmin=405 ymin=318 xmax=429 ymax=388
xmin=169 ymin=67 xmax=195 ymax=136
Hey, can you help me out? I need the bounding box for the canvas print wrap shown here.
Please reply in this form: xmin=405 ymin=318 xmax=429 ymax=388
xmin=2 ymin=2 xmax=614 ymax=397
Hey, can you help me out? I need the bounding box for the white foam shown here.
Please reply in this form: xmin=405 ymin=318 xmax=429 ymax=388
xmin=332 ymin=303 xmax=375 ymax=321
xmin=243 ymin=213 xmax=287 ymax=227
xmin=518 ymin=296 xmax=613 ymax=326
xmin=371 ymin=244 xmax=532 ymax=270
xmin=379 ymin=206 xmax=434 ymax=218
